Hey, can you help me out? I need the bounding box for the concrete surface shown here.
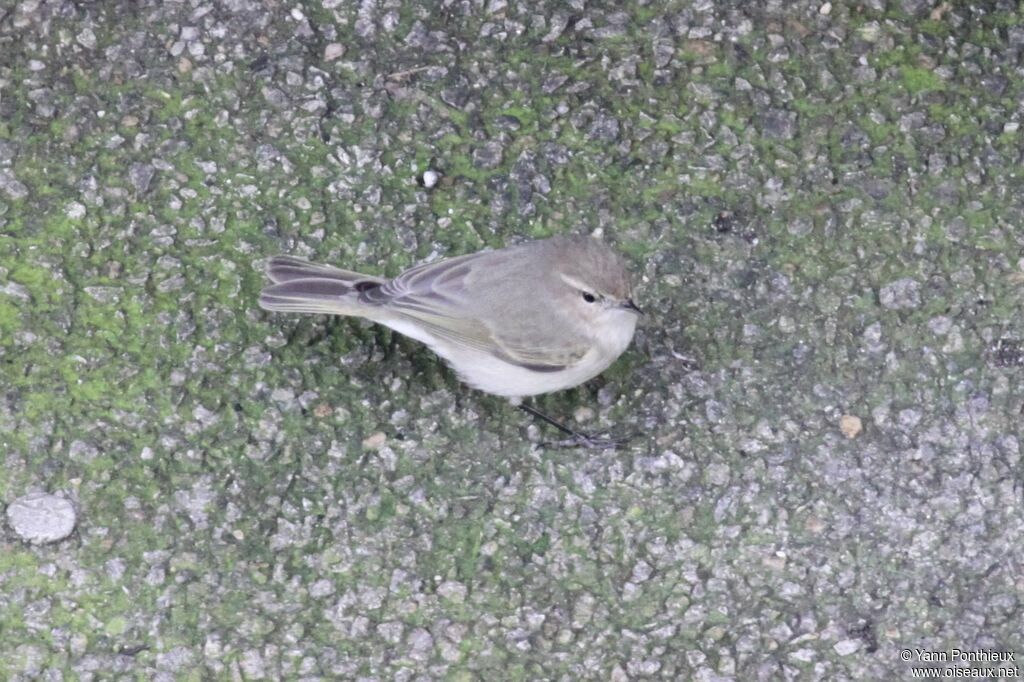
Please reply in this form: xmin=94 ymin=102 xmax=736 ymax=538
xmin=1 ymin=0 xmax=1022 ymax=679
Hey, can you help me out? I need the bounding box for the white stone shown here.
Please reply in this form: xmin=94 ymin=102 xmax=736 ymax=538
xmin=834 ymin=639 xmax=860 ymax=656
xmin=6 ymin=493 xmax=77 ymax=544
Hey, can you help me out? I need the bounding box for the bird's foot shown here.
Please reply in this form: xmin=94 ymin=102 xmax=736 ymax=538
xmin=542 ymin=430 xmax=634 ymax=450
xmin=518 ymin=402 xmax=636 ymax=450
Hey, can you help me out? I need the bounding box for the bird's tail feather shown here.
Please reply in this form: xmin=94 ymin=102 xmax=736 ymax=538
xmin=259 ymin=256 xmax=386 ymax=316
xmin=265 ymin=255 xmax=382 ymax=285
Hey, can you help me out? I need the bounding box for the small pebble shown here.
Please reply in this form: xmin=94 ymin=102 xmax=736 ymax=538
xmin=6 ymin=493 xmax=77 ymax=544
xmin=65 ymin=201 xmax=86 ymax=219
xmin=324 ymin=43 xmax=345 ymax=61
xmin=879 ymin=277 xmax=921 ymax=310
xmin=421 ymin=169 xmax=440 ymax=188
xmin=839 ymin=415 xmax=863 ymax=439
xmin=573 ymin=406 xmax=595 ymax=423
xmin=834 ymin=639 xmax=860 ymax=656
xmin=362 ymin=432 xmax=387 ymax=450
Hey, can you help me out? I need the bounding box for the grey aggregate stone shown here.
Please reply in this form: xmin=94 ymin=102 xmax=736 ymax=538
xmin=0 ymin=140 xmax=17 ymax=164
xmin=472 ymin=140 xmax=504 ymax=169
xmin=0 ymin=169 xmax=29 ymax=199
xmin=879 ymin=277 xmax=922 ymax=310
xmin=1 ymin=281 xmax=31 ymax=300
xmin=761 ymin=109 xmax=798 ymax=140
xmin=588 ymin=113 xmax=620 ymax=142
xmin=128 ymin=163 xmax=155 ymax=193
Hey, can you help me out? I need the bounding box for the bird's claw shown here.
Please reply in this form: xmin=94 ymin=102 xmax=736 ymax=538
xmin=542 ymin=431 xmax=634 ymax=450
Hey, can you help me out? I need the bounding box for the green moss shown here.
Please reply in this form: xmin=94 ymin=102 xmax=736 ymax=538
xmin=900 ymin=65 xmax=944 ymax=95
xmin=365 ymin=489 xmax=397 ymax=523
xmin=423 ymin=517 xmax=487 ymax=582
xmin=706 ymin=60 xmax=733 ymax=78
xmin=873 ymin=45 xmax=920 ymax=70
xmin=9 ymin=263 xmax=52 ymax=290
xmin=44 ymin=213 xmax=85 ymax=239
xmin=67 ymin=375 xmax=110 ymax=404
xmin=0 ymin=299 xmax=21 ymax=333
xmin=790 ymin=97 xmax=828 ymax=117
xmin=917 ymin=19 xmax=952 ymax=37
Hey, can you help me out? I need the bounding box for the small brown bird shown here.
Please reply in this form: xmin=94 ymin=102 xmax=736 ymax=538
xmin=259 ymin=234 xmax=642 ymax=447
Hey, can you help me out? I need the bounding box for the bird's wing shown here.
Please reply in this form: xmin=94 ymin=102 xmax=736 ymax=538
xmin=372 ymin=252 xmax=591 ymax=371
xmin=365 ymin=251 xmax=483 ymax=305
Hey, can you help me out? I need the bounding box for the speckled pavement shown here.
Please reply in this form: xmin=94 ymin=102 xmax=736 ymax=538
xmin=1 ymin=1 xmax=1022 ymax=679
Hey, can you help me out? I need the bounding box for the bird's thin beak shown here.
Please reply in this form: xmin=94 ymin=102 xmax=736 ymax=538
xmin=621 ymin=298 xmax=644 ymax=315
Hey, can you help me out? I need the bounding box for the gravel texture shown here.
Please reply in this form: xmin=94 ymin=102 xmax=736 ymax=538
xmin=2 ymin=0 xmax=1023 ymax=679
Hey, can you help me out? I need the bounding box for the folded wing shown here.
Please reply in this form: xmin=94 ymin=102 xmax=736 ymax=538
xmin=372 ymin=250 xmax=590 ymax=371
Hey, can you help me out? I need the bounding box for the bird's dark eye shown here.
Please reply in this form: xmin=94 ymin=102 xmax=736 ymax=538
xmin=581 ymin=291 xmax=596 ymax=303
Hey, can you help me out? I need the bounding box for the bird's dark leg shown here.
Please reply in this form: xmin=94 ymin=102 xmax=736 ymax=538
xmin=518 ymin=402 xmax=632 ymax=450
xmin=518 ymin=403 xmax=576 ymax=436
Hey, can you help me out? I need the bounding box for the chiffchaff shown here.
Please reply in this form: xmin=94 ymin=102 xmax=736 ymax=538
xmin=259 ymin=234 xmax=642 ymax=447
